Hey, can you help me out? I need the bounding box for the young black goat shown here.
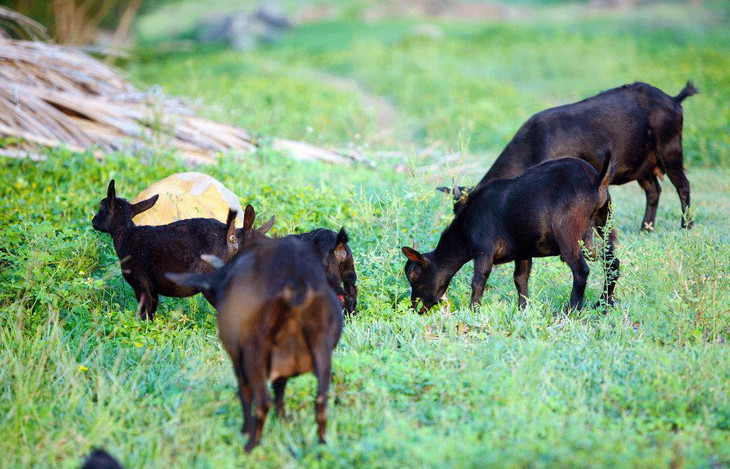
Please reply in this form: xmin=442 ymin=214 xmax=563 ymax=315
xmin=407 ymin=157 xmax=619 ymax=312
xmin=439 ymin=82 xmax=698 ymax=230
xmin=166 ymin=237 xmax=343 ymax=452
xmin=92 ymin=180 xmax=272 ymax=320
xmin=288 ymin=228 xmax=357 ymax=314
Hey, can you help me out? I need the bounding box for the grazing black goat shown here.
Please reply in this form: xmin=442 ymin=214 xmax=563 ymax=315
xmin=439 ymin=81 xmax=698 ymax=230
xmin=91 ymin=180 xmax=271 ymax=319
xmin=166 ymin=237 xmax=343 ymax=452
xmin=288 ymin=228 xmax=357 ymax=314
xmin=408 ymin=157 xmax=619 ymax=312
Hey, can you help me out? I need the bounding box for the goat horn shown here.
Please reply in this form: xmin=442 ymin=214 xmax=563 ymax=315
xmin=200 ymin=254 xmax=224 ymax=269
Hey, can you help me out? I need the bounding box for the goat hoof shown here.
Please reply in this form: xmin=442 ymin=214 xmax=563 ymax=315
xmin=244 ymin=440 xmax=259 ymax=453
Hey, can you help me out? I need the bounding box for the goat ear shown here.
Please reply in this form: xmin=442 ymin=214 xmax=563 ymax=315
xmin=257 ymin=215 xmax=275 ymax=235
xmin=453 ymin=186 xmax=462 ymax=200
xmin=107 ymin=180 xmax=116 ymax=201
xmin=243 ymin=205 xmax=255 ymax=232
xmin=401 ymin=246 xmax=429 ymax=267
xmin=132 ymin=194 xmax=159 ymax=216
xmin=435 ymin=186 xmax=451 ymax=194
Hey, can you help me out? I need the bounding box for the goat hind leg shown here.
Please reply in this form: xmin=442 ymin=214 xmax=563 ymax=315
xmin=272 ymin=377 xmax=288 ymax=419
xmin=665 ymin=165 xmax=692 ymax=229
xmin=659 ymin=136 xmax=692 ymax=229
xmin=313 ymin=352 xmax=332 ymax=444
xmin=303 ymin=331 xmax=334 ymax=444
xmin=242 ymin=345 xmax=271 ymax=453
xmin=233 ymin=360 xmax=254 ymax=440
xmin=637 ymin=176 xmax=661 ymax=232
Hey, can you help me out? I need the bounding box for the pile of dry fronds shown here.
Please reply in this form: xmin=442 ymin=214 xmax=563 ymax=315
xmin=0 ymin=8 xmax=355 ymax=164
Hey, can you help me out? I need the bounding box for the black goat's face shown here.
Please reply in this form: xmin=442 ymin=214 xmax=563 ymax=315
xmin=402 ymin=247 xmax=446 ymax=313
xmin=92 ymin=180 xmax=158 ymax=233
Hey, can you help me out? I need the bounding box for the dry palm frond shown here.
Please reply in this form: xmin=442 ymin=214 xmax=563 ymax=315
xmin=0 ymin=6 xmax=51 ymax=41
xmin=0 ymin=32 xmax=358 ymax=164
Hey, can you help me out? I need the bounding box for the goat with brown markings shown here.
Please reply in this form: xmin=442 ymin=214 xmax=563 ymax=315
xmin=407 ymin=156 xmax=619 ymax=312
xmin=440 ymin=81 xmax=698 ymax=231
xmin=166 ymin=237 xmax=343 ymax=452
xmin=240 ymin=212 xmax=359 ymax=315
xmin=91 ymin=180 xmax=272 ymax=320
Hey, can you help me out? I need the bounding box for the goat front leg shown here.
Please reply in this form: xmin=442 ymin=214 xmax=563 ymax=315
xmin=513 ymin=258 xmax=532 ymax=309
xmin=342 ymin=271 xmax=358 ymax=315
xmin=600 ymin=231 xmax=620 ymax=308
xmin=470 ymin=255 xmax=494 ymax=307
xmin=133 ymin=284 xmax=157 ymax=320
xmin=565 ymin=254 xmax=590 ymax=311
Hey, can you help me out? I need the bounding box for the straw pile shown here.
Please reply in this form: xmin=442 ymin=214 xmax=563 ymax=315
xmin=0 ymin=9 xmax=356 ymax=164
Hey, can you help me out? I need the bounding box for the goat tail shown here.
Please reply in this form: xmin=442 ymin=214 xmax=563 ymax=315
xmin=673 ymin=81 xmax=698 ymax=103
xmin=337 ymin=227 xmax=349 ymax=245
xmin=596 ymin=151 xmax=613 ymax=206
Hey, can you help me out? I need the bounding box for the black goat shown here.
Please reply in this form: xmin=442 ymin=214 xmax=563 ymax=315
xmin=408 ymin=157 xmax=619 ymax=312
xmin=166 ymin=237 xmax=343 ymax=452
xmin=288 ymin=228 xmax=357 ymax=314
xmin=91 ymin=180 xmax=270 ymax=319
xmin=439 ymin=81 xmax=698 ymax=230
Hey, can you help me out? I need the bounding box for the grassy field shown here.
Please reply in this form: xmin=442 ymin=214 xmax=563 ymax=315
xmin=2 ymin=1 xmax=730 ymax=467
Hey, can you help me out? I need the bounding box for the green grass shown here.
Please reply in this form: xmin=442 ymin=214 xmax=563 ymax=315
xmin=129 ymin=1 xmax=729 ymax=166
xmin=3 ymin=1 xmax=730 ymax=467
xmin=1 ymin=147 xmax=728 ymax=468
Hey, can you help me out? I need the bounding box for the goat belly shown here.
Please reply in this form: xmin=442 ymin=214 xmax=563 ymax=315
xmin=268 ymin=326 xmax=313 ymax=381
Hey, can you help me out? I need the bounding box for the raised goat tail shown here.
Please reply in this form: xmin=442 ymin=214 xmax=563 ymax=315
xmin=673 ymin=81 xmax=698 ymax=103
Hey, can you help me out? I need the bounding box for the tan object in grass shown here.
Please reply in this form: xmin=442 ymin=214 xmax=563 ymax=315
xmin=132 ymin=172 xmax=245 ymax=227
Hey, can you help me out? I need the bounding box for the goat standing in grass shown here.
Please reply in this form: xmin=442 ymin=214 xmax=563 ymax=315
xmin=406 ymin=156 xmax=619 ymax=312
xmin=91 ymin=180 xmax=271 ymax=319
xmin=167 ymin=237 xmax=343 ymax=452
xmin=289 ymin=227 xmax=358 ymax=314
